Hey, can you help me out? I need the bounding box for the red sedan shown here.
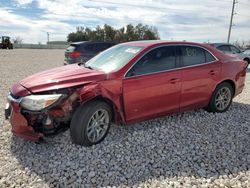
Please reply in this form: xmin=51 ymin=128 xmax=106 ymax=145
xmin=5 ymin=41 xmax=246 ymax=146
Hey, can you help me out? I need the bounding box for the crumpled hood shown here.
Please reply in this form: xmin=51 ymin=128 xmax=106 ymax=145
xmin=19 ymin=64 xmax=107 ymax=93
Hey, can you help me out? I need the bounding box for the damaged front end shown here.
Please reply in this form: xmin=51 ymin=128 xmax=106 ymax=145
xmin=6 ymin=88 xmax=79 ymax=142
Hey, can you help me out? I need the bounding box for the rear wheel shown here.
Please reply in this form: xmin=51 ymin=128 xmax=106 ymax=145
xmin=206 ymin=82 xmax=233 ymax=113
xmin=70 ymin=100 xmax=112 ymax=146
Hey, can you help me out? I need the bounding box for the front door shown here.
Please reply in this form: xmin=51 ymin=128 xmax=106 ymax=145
xmin=123 ymin=46 xmax=182 ymax=123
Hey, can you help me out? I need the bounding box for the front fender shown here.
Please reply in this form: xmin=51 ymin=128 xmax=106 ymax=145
xmin=79 ymin=82 xmax=101 ymax=102
xmin=78 ymin=82 xmax=125 ymax=124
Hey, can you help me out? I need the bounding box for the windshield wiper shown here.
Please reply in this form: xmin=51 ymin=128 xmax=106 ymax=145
xmin=85 ymin=65 xmax=93 ymax=69
xmin=78 ymin=62 xmax=93 ymax=70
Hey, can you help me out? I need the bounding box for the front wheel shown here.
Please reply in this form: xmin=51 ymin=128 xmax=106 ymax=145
xmin=70 ymin=100 xmax=112 ymax=146
xmin=206 ymin=82 xmax=233 ymax=113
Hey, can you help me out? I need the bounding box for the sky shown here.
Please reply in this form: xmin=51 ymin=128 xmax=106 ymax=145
xmin=0 ymin=0 xmax=249 ymax=44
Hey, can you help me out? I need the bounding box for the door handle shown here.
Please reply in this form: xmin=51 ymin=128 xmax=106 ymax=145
xmin=169 ymin=78 xmax=180 ymax=84
xmin=209 ymin=70 xmax=216 ymax=75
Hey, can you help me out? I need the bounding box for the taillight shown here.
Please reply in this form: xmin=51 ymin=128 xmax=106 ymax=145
xmin=69 ymin=51 xmax=81 ymax=58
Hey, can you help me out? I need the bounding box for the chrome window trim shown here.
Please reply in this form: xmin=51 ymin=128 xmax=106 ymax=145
xmin=124 ymin=44 xmax=219 ymax=79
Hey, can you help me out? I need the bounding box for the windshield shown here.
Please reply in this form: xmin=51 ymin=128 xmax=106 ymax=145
xmin=85 ymin=44 xmax=143 ymax=73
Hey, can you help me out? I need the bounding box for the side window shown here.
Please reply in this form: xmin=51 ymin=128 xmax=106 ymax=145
xmin=180 ymin=46 xmax=206 ymax=67
xmin=230 ymin=45 xmax=241 ymax=53
xmin=205 ymin=51 xmax=216 ymax=62
xmin=126 ymin=46 xmax=176 ymax=77
xmin=217 ymin=45 xmax=231 ymax=52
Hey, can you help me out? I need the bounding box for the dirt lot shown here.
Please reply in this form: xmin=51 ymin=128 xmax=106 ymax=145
xmin=0 ymin=49 xmax=249 ymax=187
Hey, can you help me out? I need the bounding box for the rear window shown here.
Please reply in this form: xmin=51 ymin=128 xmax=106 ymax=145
xmin=95 ymin=43 xmax=107 ymax=52
xmin=66 ymin=45 xmax=76 ymax=52
xmin=84 ymin=44 xmax=97 ymax=52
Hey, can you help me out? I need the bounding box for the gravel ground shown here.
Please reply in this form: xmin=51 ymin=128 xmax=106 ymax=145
xmin=0 ymin=49 xmax=249 ymax=188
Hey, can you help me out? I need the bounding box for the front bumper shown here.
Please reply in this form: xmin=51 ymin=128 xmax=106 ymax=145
xmin=5 ymin=94 xmax=43 ymax=141
xmin=5 ymin=103 xmax=11 ymax=120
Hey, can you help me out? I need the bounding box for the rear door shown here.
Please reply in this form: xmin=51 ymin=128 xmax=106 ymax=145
xmin=123 ymin=45 xmax=182 ymax=123
xmin=179 ymin=45 xmax=221 ymax=111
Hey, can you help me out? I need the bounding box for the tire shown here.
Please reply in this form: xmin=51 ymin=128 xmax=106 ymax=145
xmin=70 ymin=100 xmax=112 ymax=146
xmin=205 ymin=82 xmax=233 ymax=113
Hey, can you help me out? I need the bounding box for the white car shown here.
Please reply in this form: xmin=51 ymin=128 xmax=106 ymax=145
xmin=243 ymin=49 xmax=250 ymax=56
xmin=210 ymin=43 xmax=250 ymax=67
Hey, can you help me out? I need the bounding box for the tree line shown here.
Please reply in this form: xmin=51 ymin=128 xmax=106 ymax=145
xmin=67 ymin=23 xmax=160 ymax=42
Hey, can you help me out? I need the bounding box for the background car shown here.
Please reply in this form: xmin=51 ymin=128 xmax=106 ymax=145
xmin=243 ymin=49 xmax=250 ymax=56
xmin=64 ymin=41 xmax=117 ymax=65
xmin=210 ymin=43 xmax=250 ymax=67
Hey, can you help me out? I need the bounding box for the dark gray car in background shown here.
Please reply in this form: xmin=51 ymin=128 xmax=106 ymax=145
xmin=64 ymin=41 xmax=117 ymax=65
xmin=210 ymin=43 xmax=250 ymax=67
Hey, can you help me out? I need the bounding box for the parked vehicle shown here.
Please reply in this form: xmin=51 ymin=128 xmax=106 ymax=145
xmin=243 ymin=49 xmax=250 ymax=56
xmin=5 ymin=41 xmax=246 ymax=146
xmin=210 ymin=43 xmax=250 ymax=67
xmin=0 ymin=36 xmax=13 ymax=49
xmin=64 ymin=41 xmax=117 ymax=65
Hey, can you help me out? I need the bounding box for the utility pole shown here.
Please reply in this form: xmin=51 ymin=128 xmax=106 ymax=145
xmin=47 ymin=32 xmax=50 ymax=44
xmin=227 ymin=0 xmax=237 ymax=43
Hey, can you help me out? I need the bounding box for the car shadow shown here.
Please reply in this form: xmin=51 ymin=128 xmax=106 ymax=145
xmin=10 ymin=102 xmax=250 ymax=187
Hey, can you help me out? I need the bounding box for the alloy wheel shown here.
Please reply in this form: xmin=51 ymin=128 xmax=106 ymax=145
xmin=215 ymin=87 xmax=231 ymax=111
xmin=86 ymin=109 xmax=110 ymax=143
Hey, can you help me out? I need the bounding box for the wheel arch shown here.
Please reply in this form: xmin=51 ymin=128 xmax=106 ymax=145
xmin=243 ymin=57 xmax=250 ymax=62
xmin=94 ymin=96 xmax=115 ymax=114
xmin=82 ymin=95 xmax=124 ymax=124
xmin=217 ymin=79 xmax=236 ymax=96
xmin=78 ymin=82 xmax=125 ymax=124
xmin=243 ymin=57 xmax=250 ymax=67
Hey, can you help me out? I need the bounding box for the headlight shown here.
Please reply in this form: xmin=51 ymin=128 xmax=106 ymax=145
xmin=20 ymin=94 xmax=62 ymax=111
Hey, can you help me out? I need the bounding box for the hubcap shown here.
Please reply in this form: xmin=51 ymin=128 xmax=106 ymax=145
xmin=86 ymin=109 xmax=110 ymax=143
xmin=215 ymin=87 xmax=231 ymax=111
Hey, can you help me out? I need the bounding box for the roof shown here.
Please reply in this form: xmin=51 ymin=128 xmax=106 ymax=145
xmin=70 ymin=41 xmax=88 ymax=45
xmin=209 ymin=43 xmax=231 ymax=47
xmin=122 ymin=40 xmax=209 ymax=48
xmin=70 ymin=41 xmax=117 ymax=45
